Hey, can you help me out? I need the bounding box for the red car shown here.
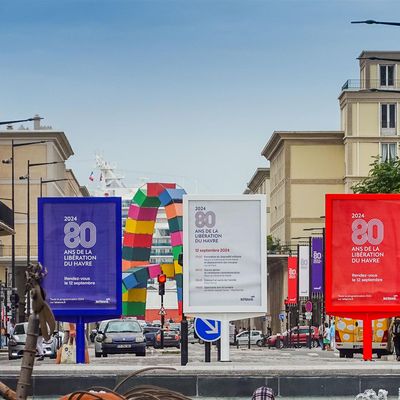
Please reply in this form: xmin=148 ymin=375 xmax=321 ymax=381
xmin=266 ymin=326 xmax=319 ymax=348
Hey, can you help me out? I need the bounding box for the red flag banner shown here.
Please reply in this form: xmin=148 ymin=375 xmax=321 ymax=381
xmin=286 ymin=256 xmax=298 ymax=304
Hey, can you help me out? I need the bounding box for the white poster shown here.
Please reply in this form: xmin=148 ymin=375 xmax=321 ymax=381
xmin=183 ymin=195 xmax=267 ymax=314
xmin=298 ymin=245 xmax=310 ymax=298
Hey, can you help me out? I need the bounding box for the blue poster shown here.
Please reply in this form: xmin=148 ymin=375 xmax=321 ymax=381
xmin=39 ymin=197 xmax=122 ymax=318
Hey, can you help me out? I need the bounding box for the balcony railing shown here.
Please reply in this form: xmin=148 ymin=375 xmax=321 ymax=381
xmin=0 ymin=201 xmax=14 ymax=234
xmin=342 ymin=79 xmax=400 ymax=91
xmin=0 ymin=245 xmax=38 ymax=257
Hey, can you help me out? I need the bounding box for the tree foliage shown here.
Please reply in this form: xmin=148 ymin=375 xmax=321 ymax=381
xmin=352 ymin=157 xmax=400 ymax=194
xmin=267 ymin=235 xmax=281 ymax=252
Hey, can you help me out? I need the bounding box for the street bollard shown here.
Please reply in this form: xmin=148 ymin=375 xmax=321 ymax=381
xmin=180 ymin=317 xmax=188 ymax=366
xmin=205 ymin=341 xmax=211 ymax=362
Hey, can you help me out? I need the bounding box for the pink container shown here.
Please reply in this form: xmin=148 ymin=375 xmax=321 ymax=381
xmin=147 ymin=264 xmax=162 ymax=279
xmin=171 ymin=231 xmax=183 ymax=247
xmin=128 ymin=205 xmax=158 ymax=221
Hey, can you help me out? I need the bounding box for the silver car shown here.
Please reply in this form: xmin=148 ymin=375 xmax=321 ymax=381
xmin=236 ymin=330 xmax=263 ymax=346
xmin=8 ymin=322 xmax=61 ymax=360
xmin=95 ymin=319 xmax=146 ymax=357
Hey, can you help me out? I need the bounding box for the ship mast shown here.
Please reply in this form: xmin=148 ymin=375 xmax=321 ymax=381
xmin=95 ymin=154 xmax=126 ymax=190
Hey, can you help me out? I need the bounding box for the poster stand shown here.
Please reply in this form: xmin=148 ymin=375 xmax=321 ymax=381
xmin=38 ymin=197 xmax=122 ymax=365
xmin=76 ymin=317 xmax=85 ymax=364
xmin=325 ymin=194 xmax=400 ymax=362
xmin=333 ymin=312 xmax=395 ymax=361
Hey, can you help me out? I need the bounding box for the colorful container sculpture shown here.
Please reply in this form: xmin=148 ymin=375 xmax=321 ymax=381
xmin=122 ymin=183 xmax=185 ymax=317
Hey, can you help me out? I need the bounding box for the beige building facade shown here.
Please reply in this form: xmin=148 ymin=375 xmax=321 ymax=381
xmin=257 ymin=51 xmax=400 ymax=333
xmin=264 ymin=51 xmax=400 ymax=245
xmin=0 ymin=122 xmax=89 ymax=321
xmin=262 ymin=131 xmax=345 ymax=244
xmin=245 ymin=167 xmax=271 ymax=235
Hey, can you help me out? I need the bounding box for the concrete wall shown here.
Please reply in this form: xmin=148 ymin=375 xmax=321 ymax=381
xmin=290 ymin=145 xmax=345 ymax=179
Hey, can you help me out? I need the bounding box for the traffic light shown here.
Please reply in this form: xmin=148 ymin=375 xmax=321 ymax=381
xmin=10 ymin=291 xmax=19 ymax=310
xmin=158 ymin=274 xmax=166 ymax=296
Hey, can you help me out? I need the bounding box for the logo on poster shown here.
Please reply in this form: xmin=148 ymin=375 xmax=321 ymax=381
xmin=289 ymin=268 xmax=296 ymax=279
xmin=64 ymin=221 xmax=97 ymax=249
xmin=300 ymin=258 xmax=308 ymax=266
xmin=313 ymin=250 xmax=322 ymax=263
xmin=195 ymin=211 xmax=216 ymax=228
xmin=351 ymin=218 xmax=384 ymax=246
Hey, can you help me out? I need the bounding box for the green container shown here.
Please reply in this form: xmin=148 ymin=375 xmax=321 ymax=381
xmin=133 ymin=189 xmax=161 ymax=207
xmin=123 ymin=301 xmax=145 ymax=316
xmin=168 ymin=216 xmax=183 ymax=233
xmin=175 ymin=273 xmax=183 ymax=288
xmin=133 ymin=267 xmax=150 ymax=285
xmin=172 ymin=245 xmax=183 ymax=260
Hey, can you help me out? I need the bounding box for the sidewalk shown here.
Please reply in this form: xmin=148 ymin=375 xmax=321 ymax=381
xmin=2 ymin=361 xmax=400 ymax=398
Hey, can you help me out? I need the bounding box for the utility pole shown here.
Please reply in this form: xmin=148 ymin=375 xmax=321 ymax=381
xmin=158 ymin=274 xmax=166 ymax=349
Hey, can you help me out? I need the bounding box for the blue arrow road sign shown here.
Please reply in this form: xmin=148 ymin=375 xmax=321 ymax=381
xmin=194 ymin=318 xmax=221 ymax=342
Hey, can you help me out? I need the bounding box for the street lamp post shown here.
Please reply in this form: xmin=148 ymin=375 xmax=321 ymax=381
xmin=304 ymin=227 xmax=326 ymax=349
xmin=291 ymin=237 xmax=311 ymax=348
xmin=40 ymin=178 xmax=69 ymax=197
xmin=19 ymin=161 xmax=63 ymax=317
xmin=351 ymin=19 xmax=400 ymax=27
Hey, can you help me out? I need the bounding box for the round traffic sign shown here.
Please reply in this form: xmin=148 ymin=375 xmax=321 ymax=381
xmin=305 ymin=300 xmax=313 ymax=313
xmin=194 ymin=318 xmax=221 ymax=342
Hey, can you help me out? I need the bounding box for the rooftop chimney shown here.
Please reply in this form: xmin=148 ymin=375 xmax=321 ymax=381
xmin=33 ymin=114 xmax=41 ymax=130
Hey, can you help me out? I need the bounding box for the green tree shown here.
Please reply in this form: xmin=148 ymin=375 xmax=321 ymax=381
xmin=352 ymin=156 xmax=400 ymax=194
xmin=267 ymin=235 xmax=281 ymax=253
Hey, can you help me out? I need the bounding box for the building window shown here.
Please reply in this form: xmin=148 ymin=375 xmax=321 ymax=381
xmin=381 ymin=104 xmax=396 ymax=135
xmin=381 ymin=143 xmax=397 ymax=162
xmin=380 ymin=65 xmax=394 ymax=87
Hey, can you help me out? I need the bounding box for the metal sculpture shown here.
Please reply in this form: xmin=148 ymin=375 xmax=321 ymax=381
xmin=121 ymin=183 xmax=185 ymax=317
xmin=0 ymin=262 xmax=56 ymax=400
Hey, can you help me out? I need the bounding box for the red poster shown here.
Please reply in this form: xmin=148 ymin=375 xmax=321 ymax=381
xmin=326 ymin=194 xmax=400 ymax=314
xmin=286 ymin=256 xmax=298 ymax=304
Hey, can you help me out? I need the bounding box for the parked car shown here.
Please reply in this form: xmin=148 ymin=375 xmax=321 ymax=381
xmin=8 ymin=322 xmax=62 ymax=360
xmin=188 ymin=327 xmax=198 ymax=344
xmin=90 ymin=328 xmax=98 ymax=343
xmin=143 ymin=326 xmax=161 ymax=346
xmin=154 ymin=329 xmax=180 ymax=348
xmin=94 ymin=320 xmax=110 ymax=357
xmin=169 ymin=323 xmax=181 ymax=332
xmin=138 ymin=320 xmax=147 ymax=329
xmin=95 ymin=319 xmax=145 ymax=357
xmin=266 ymin=326 xmax=319 ymax=349
xmin=236 ymin=330 xmax=264 ymax=346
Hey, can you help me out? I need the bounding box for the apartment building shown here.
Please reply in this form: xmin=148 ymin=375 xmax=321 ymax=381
xmin=0 ymin=119 xmax=88 ymax=321
xmin=254 ymin=51 xmax=400 ymax=332
xmin=263 ymin=51 xmax=400 ymax=244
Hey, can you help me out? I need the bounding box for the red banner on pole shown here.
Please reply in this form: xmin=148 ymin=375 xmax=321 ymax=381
xmin=286 ymin=256 xmax=298 ymax=304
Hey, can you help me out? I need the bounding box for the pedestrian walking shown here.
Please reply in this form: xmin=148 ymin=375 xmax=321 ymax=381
xmin=323 ymin=322 xmax=331 ymax=350
xmin=329 ymin=319 xmax=335 ymax=351
xmin=0 ymin=323 xmax=6 ymax=348
xmin=318 ymin=323 xmax=324 ymax=349
xmin=7 ymin=319 xmax=15 ymax=337
xmin=390 ymin=316 xmax=400 ymax=361
xmin=36 ymin=327 xmax=45 ymax=361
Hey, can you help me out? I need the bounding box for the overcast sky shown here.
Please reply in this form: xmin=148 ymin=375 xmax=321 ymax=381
xmin=2 ymin=0 xmax=400 ymax=194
